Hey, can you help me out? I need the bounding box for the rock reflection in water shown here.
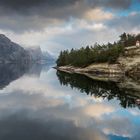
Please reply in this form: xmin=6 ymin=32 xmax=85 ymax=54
xmin=56 ymin=71 xmax=140 ymax=109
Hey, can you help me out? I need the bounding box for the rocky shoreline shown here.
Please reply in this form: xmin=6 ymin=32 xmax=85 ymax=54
xmin=55 ymin=63 xmax=124 ymax=82
xmin=55 ymin=63 xmax=140 ymax=96
xmin=55 ymin=55 xmax=140 ymax=82
xmin=55 ymin=45 xmax=140 ymax=82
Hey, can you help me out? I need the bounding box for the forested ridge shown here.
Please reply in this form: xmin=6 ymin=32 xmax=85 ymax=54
xmin=56 ymin=33 xmax=140 ymax=67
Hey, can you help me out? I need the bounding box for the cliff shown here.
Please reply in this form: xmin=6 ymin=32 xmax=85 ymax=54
xmin=0 ymin=34 xmax=30 ymax=64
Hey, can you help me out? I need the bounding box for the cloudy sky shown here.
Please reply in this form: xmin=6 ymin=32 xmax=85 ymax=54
xmin=0 ymin=0 xmax=140 ymax=55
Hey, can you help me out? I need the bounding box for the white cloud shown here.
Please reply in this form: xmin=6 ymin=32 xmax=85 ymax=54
xmin=84 ymin=8 xmax=114 ymax=21
xmin=129 ymin=11 xmax=138 ymax=16
xmin=83 ymin=104 xmax=115 ymax=118
xmin=102 ymin=116 xmax=134 ymax=138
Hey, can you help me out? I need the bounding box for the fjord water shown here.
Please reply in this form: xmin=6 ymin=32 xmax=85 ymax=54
xmin=0 ymin=64 xmax=140 ymax=140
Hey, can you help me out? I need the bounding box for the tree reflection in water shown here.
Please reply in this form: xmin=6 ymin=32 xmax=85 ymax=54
xmin=56 ymin=71 xmax=140 ymax=109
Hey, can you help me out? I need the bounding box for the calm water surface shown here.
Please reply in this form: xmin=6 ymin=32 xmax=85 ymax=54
xmin=0 ymin=64 xmax=140 ymax=140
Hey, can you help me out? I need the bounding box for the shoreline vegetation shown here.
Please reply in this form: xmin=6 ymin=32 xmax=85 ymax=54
xmin=56 ymin=33 xmax=140 ymax=82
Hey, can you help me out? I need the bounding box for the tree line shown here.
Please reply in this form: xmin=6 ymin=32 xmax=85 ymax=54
xmin=56 ymin=33 xmax=140 ymax=67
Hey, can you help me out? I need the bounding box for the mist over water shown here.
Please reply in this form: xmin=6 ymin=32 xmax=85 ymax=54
xmin=0 ymin=63 xmax=140 ymax=140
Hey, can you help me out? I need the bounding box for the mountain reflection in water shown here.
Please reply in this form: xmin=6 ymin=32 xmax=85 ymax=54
xmin=0 ymin=64 xmax=42 ymax=89
xmin=0 ymin=64 xmax=139 ymax=140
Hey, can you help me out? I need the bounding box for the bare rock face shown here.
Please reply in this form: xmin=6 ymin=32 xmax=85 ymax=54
xmin=0 ymin=34 xmax=30 ymax=64
xmin=118 ymin=52 xmax=140 ymax=77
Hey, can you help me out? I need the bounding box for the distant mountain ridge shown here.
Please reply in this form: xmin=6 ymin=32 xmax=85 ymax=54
xmin=26 ymin=47 xmax=43 ymax=63
xmin=42 ymin=51 xmax=56 ymax=62
xmin=0 ymin=34 xmax=55 ymax=64
xmin=26 ymin=47 xmax=56 ymax=64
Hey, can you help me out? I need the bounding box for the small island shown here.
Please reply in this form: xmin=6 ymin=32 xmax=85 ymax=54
xmin=56 ymin=33 xmax=140 ymax=82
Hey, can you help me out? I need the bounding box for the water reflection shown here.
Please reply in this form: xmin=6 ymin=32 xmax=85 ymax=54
xmin=0 ymin=64 xmax=139 ymax=140
xmin=0 ymin=112 xmax=108 ymax=140
xmin=0 ymin=64 xmax=30 ymax=89
xmin=56 ymin=71 xmax=140 ymax=109
xmin=0 ymin=64 xmax=44 ymax=90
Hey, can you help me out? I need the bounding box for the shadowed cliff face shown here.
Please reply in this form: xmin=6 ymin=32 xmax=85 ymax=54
xmin=56 ymin=71 xmax=140 ymax=109
xmin=0 ymin=34 xmax=30 ymax=64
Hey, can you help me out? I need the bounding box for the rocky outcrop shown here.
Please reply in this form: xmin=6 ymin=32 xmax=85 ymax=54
xmin=0 ymin=34 xmax=30 ymax=64
xmin=57 ymin=63 xmax=123 ymax=74
xmin=56 ymin=46 xmax=140 ymax=81
xmin=56 ymin=64 xmax=124 ymax=82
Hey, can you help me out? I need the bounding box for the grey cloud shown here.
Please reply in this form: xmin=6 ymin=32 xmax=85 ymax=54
xmin=0 ymin=0 xmax=132 ymax=13
xmin=87 ymin=0 xmax=132 ymax=9
xmin=0 ymin=90 xmax=108 ymax=140
xmin=0 ymin=0 xmax=79 ymax=10
xmin=0 ymin=0 xmax=81 ymax=15
xmin=102 ymin=0 xmax=131 ymax=9
xmin=0 ymin=0 xmax=133 ymax=32
xmin=107 ymin=12 xmax=140 ymax=31
xmin=0 ymin=16 xmax=57 ymax=32
xmin=0 ymin=0 xmax=84 ymax=32
xmin=0 ymin=90 xmax=136 ymax=140
xmin=0 ymin=112 xmax=108 ymax=140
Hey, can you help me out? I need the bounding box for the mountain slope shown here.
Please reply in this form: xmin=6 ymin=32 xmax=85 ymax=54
xmin=0 ymin=34 xmax=30 ymax=64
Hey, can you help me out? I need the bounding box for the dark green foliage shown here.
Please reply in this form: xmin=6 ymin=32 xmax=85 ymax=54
xmin=119 ymin=32 xmax=140 ymax=47
xmin=56 ymin=43 xmax=123 ymax=67
xmin=56 ymin=33 xmax=140 ymax=67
